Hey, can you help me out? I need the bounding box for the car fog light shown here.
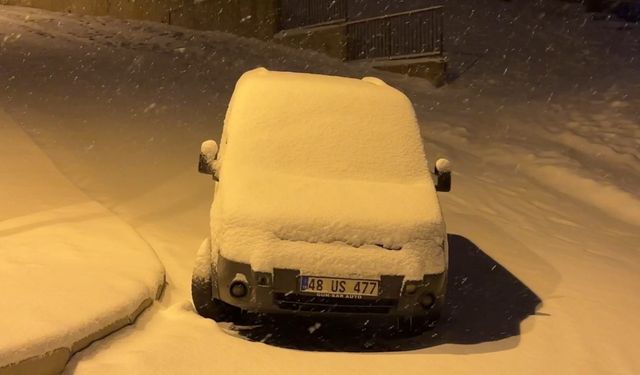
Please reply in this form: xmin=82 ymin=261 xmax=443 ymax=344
xmin=257 ymin=275 xmax=270 ymax=286
xmin=230 ymin=281 xmax=248 ymax=298
xmin=419 ymin=293 xmax=435 ymax=309
xmin=404 ymin=284 xmax=418 ymax=295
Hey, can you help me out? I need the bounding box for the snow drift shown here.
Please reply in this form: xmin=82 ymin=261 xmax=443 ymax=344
xmin=0 ymin=110 xmax=165 ymax=374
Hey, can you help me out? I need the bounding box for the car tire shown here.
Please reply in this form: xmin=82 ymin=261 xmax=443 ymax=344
xmin=191 ymin=238 xmax=242 ymax=322
xmin=192 ymin=276 xmax=241 ymax=322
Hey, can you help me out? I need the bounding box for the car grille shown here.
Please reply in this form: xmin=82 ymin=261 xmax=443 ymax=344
xmin=274 ymin=293 xmax=397 ymax=314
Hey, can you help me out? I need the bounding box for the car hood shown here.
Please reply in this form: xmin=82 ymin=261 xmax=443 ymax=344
xmin=214 ymin=227 xmax=446 ymax=280
xmin=212 ymin=167 xmax=444 ymax=249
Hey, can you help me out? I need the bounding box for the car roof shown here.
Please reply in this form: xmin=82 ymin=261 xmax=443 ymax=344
xmin=218 ymin=68 xmax=430 ymax=183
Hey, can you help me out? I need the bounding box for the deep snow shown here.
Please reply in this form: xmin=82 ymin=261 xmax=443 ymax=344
xmin=0 ymin=109 xmax=164 ymax=370
xmin=0 ymin=1 xmax=638 ymax=374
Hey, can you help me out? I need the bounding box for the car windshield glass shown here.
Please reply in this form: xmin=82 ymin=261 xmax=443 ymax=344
xmin=221 ymin=71 xmax=430 ymax=183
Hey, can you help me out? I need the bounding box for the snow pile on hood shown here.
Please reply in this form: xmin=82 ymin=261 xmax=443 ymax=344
xmin=216 ymin=167 xmax=443 ymax=249
xmin=210 ymin=69 xmax=445 ymax=277
xmin=218 ymin=226 xmax=445 ymax=280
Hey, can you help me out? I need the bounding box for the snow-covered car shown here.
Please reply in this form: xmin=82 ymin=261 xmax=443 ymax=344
xmin=192 ymin=68 xmax=452 ymax=330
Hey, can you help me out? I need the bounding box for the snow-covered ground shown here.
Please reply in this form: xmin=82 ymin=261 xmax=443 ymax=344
xmin=0 ymin=109 xmax=164 ymax=372
xmin=0 ymin=1 xmax=638 ymax=373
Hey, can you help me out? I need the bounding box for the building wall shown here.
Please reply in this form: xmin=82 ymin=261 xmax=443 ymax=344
xmin=168 ymin=0 xmax=277 ymax=39
xmin=0 ymin=0 xmax=278 ymax=40
xmin=0 ymin=0 xmax=107 ymax=14
xmin=274 ymin=24 xmax=347 ymax=60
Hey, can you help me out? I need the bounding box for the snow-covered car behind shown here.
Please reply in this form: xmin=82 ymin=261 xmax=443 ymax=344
xmin=192 ymin=68 xmax=452 ymax=330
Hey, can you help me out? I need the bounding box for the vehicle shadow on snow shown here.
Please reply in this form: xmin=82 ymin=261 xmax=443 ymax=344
xmin=231 ymin=234 xmax=542 ymax=353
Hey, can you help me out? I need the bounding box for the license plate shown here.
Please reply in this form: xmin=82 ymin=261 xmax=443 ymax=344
xmin=299 ymin=276 xmax=380 ymax=297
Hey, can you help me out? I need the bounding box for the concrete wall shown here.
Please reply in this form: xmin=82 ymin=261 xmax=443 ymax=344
xmin=274 ymin=24 xmax=347 ymax=60
xmin=168 ymin=0 xmax=277 ymax=39
xmin=0 ymin=0 xmax=108 ymax=14
xmin=274 ymin=23 xmax=447 ymax=87
xmin=374 ymin=58 xmax=448 ymax=87
xmin=0 ymin=0 xmax=278 ymax=40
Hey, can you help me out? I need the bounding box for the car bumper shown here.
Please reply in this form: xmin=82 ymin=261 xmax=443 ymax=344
xmin=214 ymin=255 xmax=446 ymax=318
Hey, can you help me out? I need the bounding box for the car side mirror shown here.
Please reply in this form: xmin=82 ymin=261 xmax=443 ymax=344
xmin=199 ymin=140 xmax=219 ymax=180
xmin=434 ymin=158 xmax=451 ymax=192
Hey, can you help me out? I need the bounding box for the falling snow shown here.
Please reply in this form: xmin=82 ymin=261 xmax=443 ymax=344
xmin=0 ymin=1 xmax=639 ymax=374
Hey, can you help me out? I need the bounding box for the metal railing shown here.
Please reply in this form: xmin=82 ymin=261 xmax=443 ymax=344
xmin=277 ymin=2 xmax=444 ymax=61
xmin=278 ymin=0 xmax=347 ymax=30
xmin=346 ymin=6 xmax=444 ymax=61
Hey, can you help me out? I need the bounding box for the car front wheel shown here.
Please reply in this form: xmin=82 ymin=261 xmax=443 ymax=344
xmin=191 ymin=238 xmax=241 ymax=322
xmin=192 ymin=275 xmax=241 ymax=322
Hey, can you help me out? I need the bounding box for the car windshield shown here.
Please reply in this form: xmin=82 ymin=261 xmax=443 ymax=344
xmin=220 ymin=70 xmax=430 ymax=183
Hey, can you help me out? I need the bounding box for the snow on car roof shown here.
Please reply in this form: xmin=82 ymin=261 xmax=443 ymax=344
xmin=219 ymin=68 xmax=430 ymax=182
xmin=212 ymin=69 xmax=444 ymax=259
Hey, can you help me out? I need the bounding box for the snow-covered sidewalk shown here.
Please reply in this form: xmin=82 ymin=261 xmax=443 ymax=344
xmin=0 ymin=109 xmax=165 ymax=373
